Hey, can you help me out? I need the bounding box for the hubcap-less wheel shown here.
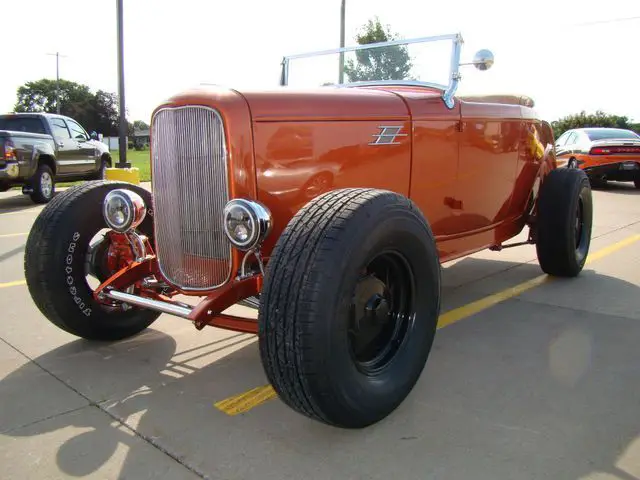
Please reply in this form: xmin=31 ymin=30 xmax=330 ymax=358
xmin=535 ymin=168 xmax=593 ymax=277
xmin=258 ymin=188 xmax=441 ymax=428
xmin=24 ymin=181 xmax=161 ymax=340
xmin=349 ymin=251 xmax=414 ymax=375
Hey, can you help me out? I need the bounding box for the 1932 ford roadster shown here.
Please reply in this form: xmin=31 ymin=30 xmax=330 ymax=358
xmin=24 ymin=34 xmax=593 ymax=428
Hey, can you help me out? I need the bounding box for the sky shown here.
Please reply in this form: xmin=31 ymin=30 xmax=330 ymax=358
xmin=2 ymin=0 xmax=639 ymax=125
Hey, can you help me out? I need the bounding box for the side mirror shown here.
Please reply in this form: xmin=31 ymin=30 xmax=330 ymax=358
xmin=90 ymin=132 xmax=98 ymax=140
xmin=472 ymin=49 xmax=494 ymax=71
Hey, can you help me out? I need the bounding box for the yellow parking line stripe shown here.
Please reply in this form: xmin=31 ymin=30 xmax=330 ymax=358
xmin=214 ymin=233 xmax=640 ymax=416
xmin=0 ymin=280 xmax=26 ymax=289
xmin=214 ymin=385 xmax=277 ymax=415
xmin=437 ymin=275 xmax=549 ymax=329
xmin=0 ymin=233 xmax=27 ymax=238
xmin=583 ymin=234 xmax=640 ymax=264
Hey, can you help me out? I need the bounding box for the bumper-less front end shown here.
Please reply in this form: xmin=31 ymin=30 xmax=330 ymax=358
xmin=92 ymin=87 xmax=270 ymax=332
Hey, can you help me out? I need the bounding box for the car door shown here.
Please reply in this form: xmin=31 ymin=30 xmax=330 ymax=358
xmin=64 ymin=118 xmax=98 ymax=174
xmin=403 ymin=94 xmax=461 ymax=238
xmin=453 ymin=101 xmax=521 ymax=232
xmin=47 ymin=117 xmax=77 ymax=176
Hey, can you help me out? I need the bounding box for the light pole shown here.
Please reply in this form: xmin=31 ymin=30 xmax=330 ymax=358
xmin=46 ymin=52 xmax=66 ymax=114
xmin=338 ymin=0 xmax=345 ymax=83
xmin=116 ymin=0 xmax=130 ymax=168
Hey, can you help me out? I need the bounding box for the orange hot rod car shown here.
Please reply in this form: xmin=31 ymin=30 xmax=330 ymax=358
xmin=24 ymin=34 xmax=593 ymax=429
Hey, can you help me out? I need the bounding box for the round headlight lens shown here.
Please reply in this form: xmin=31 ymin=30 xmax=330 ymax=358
xmin=223 ymin=199 xmax=272 ymax=250
xmin=103 ymin=189 xmax=146 ymax=233
xmin=224 ymin=202 xmax=256 ymax=248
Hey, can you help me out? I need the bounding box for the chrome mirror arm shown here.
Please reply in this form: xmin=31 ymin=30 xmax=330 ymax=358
xmin=442 ymin=34 xmax=464 ymax=109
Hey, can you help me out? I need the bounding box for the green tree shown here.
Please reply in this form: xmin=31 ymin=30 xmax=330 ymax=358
xmin=343 ymin=17 xmax=413 ymax=82
xmin=552 ymin=110 xmax=639 ymax=138
xmin=133 ymin=120 xmax=150 ymax=131
xmin=14 ymin=79 xmax=124 ymax=136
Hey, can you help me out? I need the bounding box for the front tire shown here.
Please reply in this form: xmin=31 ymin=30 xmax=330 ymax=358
xmin=93 ymin=157 xmax=110 ymax=180
xmin=535 ymin=168 xmax=593 ymax=277
xmin=258 ymin=188 xmax=441 ymax=428
xmin=24 ymin=180 xmax=161 ymax=341
xmin=634 ymin=178 xmax=640 ymax=189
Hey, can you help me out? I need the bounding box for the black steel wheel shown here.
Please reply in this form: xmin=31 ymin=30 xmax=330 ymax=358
xmin=258 ymin=188 xmax=441 ymax=428
xmin=348 ymin=251 xmax=415 ymax=376
xmin=536 ymin=168 xmax=593 ymax=276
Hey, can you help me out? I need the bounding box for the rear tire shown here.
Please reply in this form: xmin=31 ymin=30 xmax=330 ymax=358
xmin=258 ymin=188 xmax=441 ymax=428
xmin=24 ymin=180 xmax=161 ymax=341
xmin=535 ymin=168 xmax=593 ymax=277
xmin=29 ymin=163 xmax=55 ymax=204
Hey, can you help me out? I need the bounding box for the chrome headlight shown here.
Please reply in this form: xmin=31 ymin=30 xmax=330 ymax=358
xmin=223 ymin=199 xmax=272 ymax=250
xmin=103 ymin=189 xmax=146 ymax=233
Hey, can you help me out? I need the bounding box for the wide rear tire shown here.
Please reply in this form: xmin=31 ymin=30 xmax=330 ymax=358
xmin=24 ymin=180 xmax=161 ymax=341
xmin=535 ymin=168 xmax=593 ymax=277
xmin=258 ymin=188 xmax=441 ymax=428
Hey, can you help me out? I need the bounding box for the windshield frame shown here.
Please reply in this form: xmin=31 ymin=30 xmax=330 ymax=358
xmin=280 ymin=33 xmax=463 ymax=109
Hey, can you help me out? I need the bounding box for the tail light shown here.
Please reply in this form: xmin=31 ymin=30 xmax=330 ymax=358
xmin=4 ymin=140 xmax=16 ymax=161
xmin=590 ymin=146 xmax=640 ymax=155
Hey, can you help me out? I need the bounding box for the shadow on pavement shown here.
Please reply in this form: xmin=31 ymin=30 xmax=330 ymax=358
xmin=0 ymin=191 xmax=55 ymax=213
xmin=0 ymin=257 xmax=639 ymax=479
xmin=592 ymin=181 xmax=640 ymax=195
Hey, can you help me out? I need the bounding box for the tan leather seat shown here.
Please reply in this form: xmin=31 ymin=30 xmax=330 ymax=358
xmin=458 ymin=94 xmax=535 ymax=108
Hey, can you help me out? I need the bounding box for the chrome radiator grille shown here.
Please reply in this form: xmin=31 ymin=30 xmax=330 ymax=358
xmin=150 ymin=106 xmax=231 ymax=290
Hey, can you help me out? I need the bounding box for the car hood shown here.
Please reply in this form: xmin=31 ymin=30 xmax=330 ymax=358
xmin=237 ymin=87 xmax=411 ymax=122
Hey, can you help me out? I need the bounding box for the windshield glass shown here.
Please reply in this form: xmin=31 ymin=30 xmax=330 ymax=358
xmin=283 ymin=35 xmax=456 ymax=89
xmin=585 ymin=129 xmax=640 ymax=141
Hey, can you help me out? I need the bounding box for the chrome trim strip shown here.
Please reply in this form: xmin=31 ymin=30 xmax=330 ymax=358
xmin=105 ymin=289 xmax=193 ymax=318
xmin=282 ymin=33 xmax=460 ymax=61
xmin=339 ymin=80 xmax=446 ymax=90
xmin=150 ymin=105 xmax=233 ymax=291
xmin=280 ymin=32 xmax=465 ymax=110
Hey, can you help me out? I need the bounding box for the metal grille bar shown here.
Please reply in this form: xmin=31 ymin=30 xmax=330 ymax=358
xmin=150 ymin=106 xmax=231 ymax=290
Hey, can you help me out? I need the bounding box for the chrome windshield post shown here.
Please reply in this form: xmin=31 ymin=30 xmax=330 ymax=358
xmin=442 ymin=34 xmax=464 ymax=109
xmin=280 ymin=57 xmax=289 ymax=86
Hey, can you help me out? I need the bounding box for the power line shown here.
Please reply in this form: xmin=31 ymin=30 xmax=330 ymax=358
xmin=572 ymin=15 xmax=640 ymax=27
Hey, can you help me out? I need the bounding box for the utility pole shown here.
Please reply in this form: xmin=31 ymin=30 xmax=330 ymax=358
xmin=338 ymin=0 xmax=346 ymax=84
xmin=46 ymin=52 xmax=66 ymax=114
xmin=116 ymin=0 xmax=130 ymax=167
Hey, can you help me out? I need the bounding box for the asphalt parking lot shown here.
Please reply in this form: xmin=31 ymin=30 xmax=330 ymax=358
xmin=1 ymin=182 xmax=639 ymax=480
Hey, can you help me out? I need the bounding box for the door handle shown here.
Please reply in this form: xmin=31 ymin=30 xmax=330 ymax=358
xmin=58 ymin=141 xmax=64 ymax=147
